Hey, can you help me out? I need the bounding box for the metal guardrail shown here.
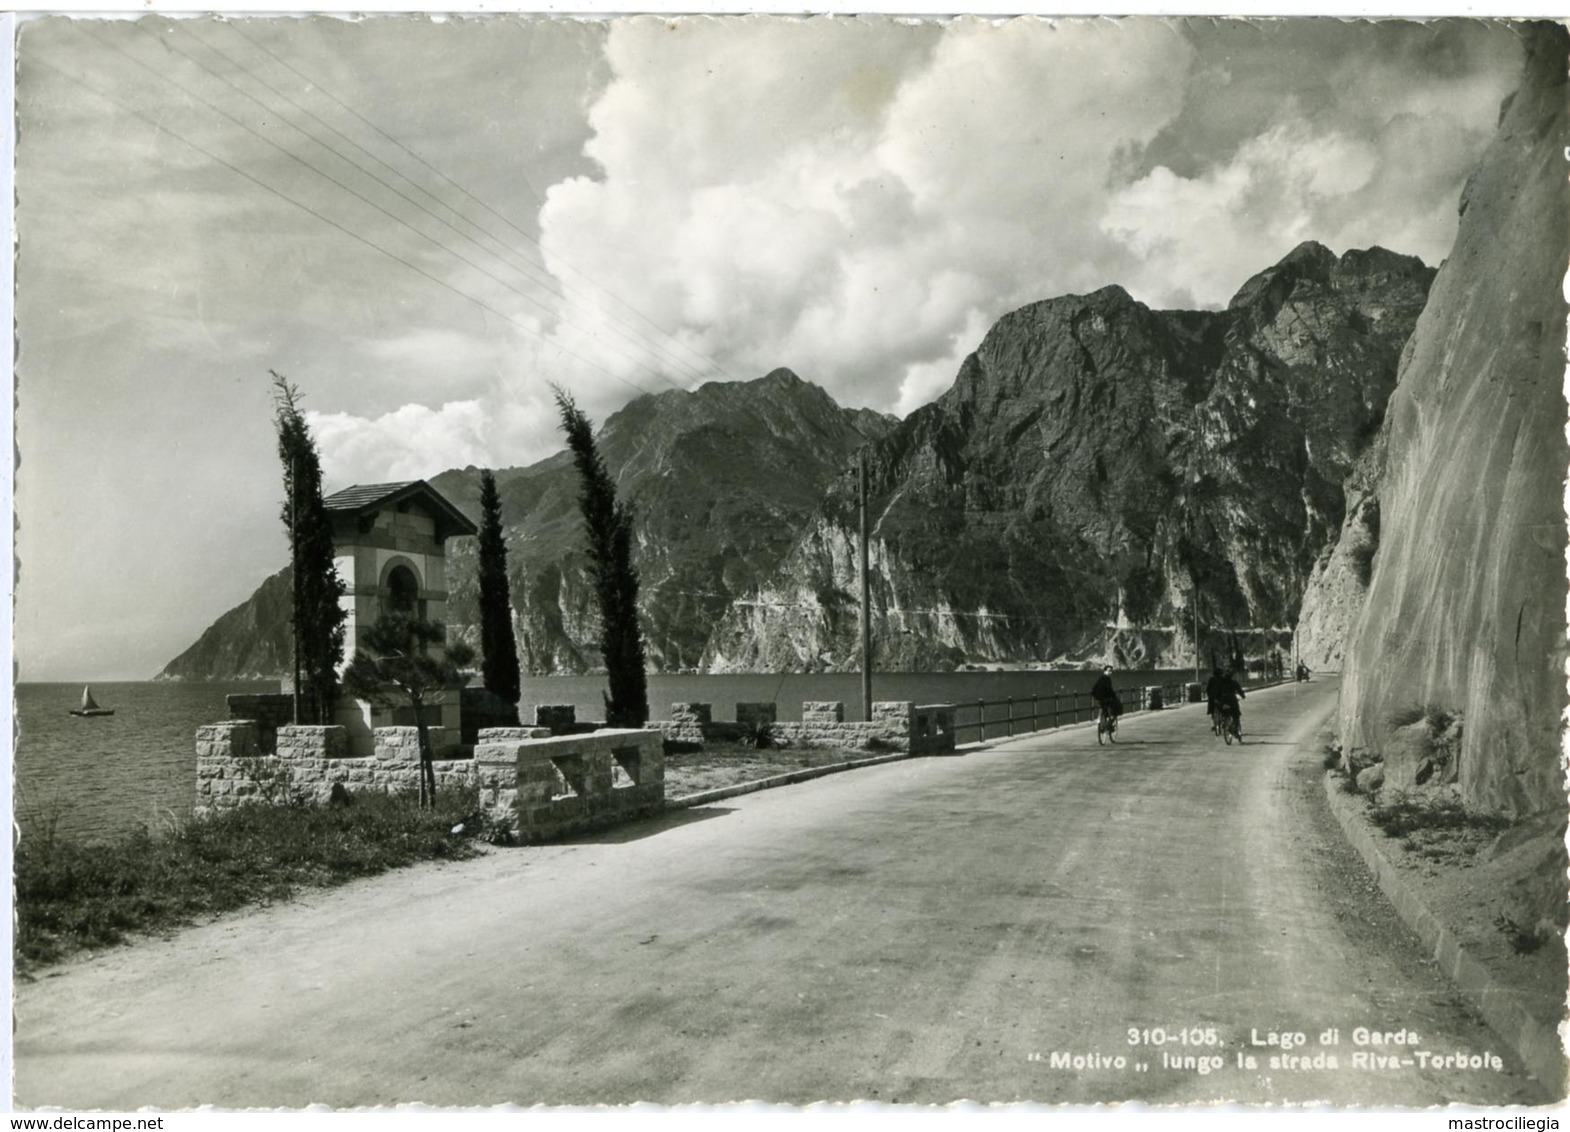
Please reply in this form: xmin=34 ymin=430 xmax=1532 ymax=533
xmin=951 ymin=675 xmax=1292 ymax=743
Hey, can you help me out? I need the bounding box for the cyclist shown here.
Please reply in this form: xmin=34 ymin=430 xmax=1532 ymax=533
xmin=1091 ymin=665 xmax=1122 ymax=728
xmin=1205 ymin=665 xmax=1245 ymax=735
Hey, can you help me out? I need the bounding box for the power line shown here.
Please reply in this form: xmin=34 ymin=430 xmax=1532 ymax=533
xmin=90 ymin=23 xmax=691 ymax=398
xmin=223 ymin=18 xmax=743 ymax=389
xmin=35 ymin=54 xmax=665 ymax=403
xmin=176 ymin=19 xmax=718 ymax=394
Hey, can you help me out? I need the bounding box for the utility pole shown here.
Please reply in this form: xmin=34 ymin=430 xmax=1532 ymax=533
xmin=859 ymin=449 xmax=872 ymax=723
xmin=290 ymin=451 xmax=301 ymax=725
xmin=1192 ymin=591 xmax=1200 ymax=686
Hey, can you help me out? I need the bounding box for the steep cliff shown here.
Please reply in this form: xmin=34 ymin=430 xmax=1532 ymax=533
xmin=1293 ymin=430 xmax=1386 ymax=670
xmin=1336 ymin=23 xmax=1569 ymax=819
xmin=160 ymin=565 xmax=294 ymax=681
xmin=435 ymin=368 xmax=894 ymax=674
xmin=166 ymin=249 xmax=1434 ymax=683
xmin=706 ymin=243 xmax=1434 ymax=672
xmin=162 ymin=369 xmax=893 ymax=680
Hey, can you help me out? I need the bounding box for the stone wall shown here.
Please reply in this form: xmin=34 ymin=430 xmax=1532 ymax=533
xmin=195 ymin=722 xmax=477 ymax=817
xmin=225 ymin=693 xmax=295 ymax=754
xmin=658 ymin=700 xmax=949 ymax=753
xmin=474 ymin=727 xmax=664 ymax=843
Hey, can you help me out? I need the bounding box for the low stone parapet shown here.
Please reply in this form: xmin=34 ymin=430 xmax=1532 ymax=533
xmin=910 ymin=704 xmax=958 ymax=755
xmin=802 ymin=701 xmax=845 ymax=724
xmin=664 ymin=702 xmax=712 ymax=744
xmin=774 ymin=701 xmax=911 ymax=751
xmin=196 ymin=722 xmax=477 ymax=816
xmin=225 ymin=693 xmax=295 ymax=754
xmin=657 ymin=700 xmax=924 ymax=752
xmin=534 ymin=705 xmax=577 ymax=734
xmin=475 ymin=726 xmax=664 ymax=842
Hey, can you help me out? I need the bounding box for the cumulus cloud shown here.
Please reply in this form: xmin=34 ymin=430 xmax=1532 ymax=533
xmin=533 ymin=16 xmax=1517 ymax=418
xmin=1105 ymin=19 xmax=1520 ymax=307
xmin=538 ymin=17 xmax=1195 ymax=414
xmin=310 ymin=400 xmax=492 ymax=485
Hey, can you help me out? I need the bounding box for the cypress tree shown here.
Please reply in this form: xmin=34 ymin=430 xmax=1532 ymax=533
xmin=476 ymin=469 xmax=522 ymax=706
xmin=553 ymin=388 xmax=648 ymax=727
xmin=272 ymin=371 xmax=347 ymax=725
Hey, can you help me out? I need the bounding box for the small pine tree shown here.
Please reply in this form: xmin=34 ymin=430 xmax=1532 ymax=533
xmin=272 ymin=372 xmax=347 ymax=725
xmin=342 ymin=613 xmax=475 ymax=807
xmin=553 ymin=388 xmax=648 ymax=727
xmin=476 ymin=470 xmax=522 ymax=706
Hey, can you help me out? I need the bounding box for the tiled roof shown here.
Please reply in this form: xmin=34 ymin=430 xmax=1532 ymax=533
xmin=322 ymin=482 xmax=419 ymax=512
xmin=322 ymin=480 xmax=477 ymax=539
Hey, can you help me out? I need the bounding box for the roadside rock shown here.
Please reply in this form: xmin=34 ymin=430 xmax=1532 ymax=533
xmin=1356 ymin=764 xmax=1385 ymax=795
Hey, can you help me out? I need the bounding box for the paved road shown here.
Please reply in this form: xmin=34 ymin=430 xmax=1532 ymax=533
xmin=14 ymin=680 xmax=1549 ymax=1107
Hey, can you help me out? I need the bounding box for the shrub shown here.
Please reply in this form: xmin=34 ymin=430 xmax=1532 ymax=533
xmin=1367 ymin=791 xmax=1509 ymax=839
xmin=236 ymin=756 xmax=305 ymax=807
xmin=1494 ymin=913 xmax=1548 ymax=956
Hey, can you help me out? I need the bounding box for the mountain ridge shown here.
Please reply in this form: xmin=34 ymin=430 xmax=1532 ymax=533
xmin=161 ymin=243 xmax=1432 ymax=682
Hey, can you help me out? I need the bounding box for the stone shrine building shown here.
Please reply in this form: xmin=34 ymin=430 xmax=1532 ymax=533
xmin=323 ymin=480 xmax=478 ymax=756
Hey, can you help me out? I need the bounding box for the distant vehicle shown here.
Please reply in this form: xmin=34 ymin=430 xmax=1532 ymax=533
xmin=69 ymin=685 xmax=114 ymax=717
xmin=1295 ymin=662 xmax=1311 ymax=682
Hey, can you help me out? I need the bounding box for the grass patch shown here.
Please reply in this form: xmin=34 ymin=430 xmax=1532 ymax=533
xmin=15 ymin=789 xmax=485 ymax=973
xmin=1367 ymin=790 xmax=1509 ymax=839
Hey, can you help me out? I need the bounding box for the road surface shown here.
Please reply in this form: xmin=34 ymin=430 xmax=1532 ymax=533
xmin=13 ymin=679 xmax=1550 ymax=1107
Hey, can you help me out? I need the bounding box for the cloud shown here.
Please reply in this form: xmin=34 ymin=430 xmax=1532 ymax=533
xmin=1102 ymin=120 xmax=1384 ymax=307
xmin=1104 ymin=19 xmax=1521 ymax=307
xmin=536 ymin=17 xmax=1203 ymax=414
xmin=531 ymin=16 xmax=1522 ymax=417
xmin=309 ymin=400 xmax=492 ymax=485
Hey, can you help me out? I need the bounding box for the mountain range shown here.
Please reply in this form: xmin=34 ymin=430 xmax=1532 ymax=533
xmin=160 ymin=241 xmax=1433 ymax=682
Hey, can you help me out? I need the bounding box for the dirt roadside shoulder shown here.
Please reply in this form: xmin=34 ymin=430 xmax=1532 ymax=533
xmin=1322 ymin=766 xmax=1567 ymax=1096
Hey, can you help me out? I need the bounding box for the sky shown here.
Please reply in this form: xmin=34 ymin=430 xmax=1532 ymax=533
xmin=11 ymin=14 xmax=1528 ymax=680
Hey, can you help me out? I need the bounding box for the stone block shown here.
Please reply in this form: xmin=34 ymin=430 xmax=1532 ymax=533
xmin=197 ymin=721 xmax=260 ymax=759
xmin=277 ymin=725 xmax=349 ymax=758
xmin=802 ymin=701 xmax=845 ymax=724
xmin=478 ymin=727 xmax=553 ymax=742
xmin=736 ymin=702 xmax=777 ymax=727
xmin=670 ymin=702 xmax=712 ymax=724
xmin=534 ymin=705 xmax=577 ymax=732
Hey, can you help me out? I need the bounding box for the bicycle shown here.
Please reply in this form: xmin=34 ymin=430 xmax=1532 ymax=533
xmin=1211 ymin=703 xmax=1243 ymax=745
xmin=1096 ymin=703 xmax=1118 ymax=746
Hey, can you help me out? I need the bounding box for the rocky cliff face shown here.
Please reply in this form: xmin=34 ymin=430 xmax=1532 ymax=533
xmin=706 ymin=243 xmax=1434 ymax=672
xmin=1335 ymin=24 xmax=1568 ymax=819
xmin=160 ymin=565 xmax=294 ymax=681
xmin=163 ymin=369 xmax=893 ymax=680
xmin=165 ymin=251 xmax=1434 ymax=684
xmin=436 ymin=368 xmax=894 ymax=674
xmin=1293 ymin=430 xmax=1386 ymax=671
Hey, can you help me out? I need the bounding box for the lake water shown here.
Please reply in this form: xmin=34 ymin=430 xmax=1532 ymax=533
xmin=14 ymin=669 xmax=1203 ymax=845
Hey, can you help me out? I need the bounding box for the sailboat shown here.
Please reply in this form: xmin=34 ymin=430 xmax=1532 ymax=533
xmin=69 ymin=685 xmax=115 ymax=717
